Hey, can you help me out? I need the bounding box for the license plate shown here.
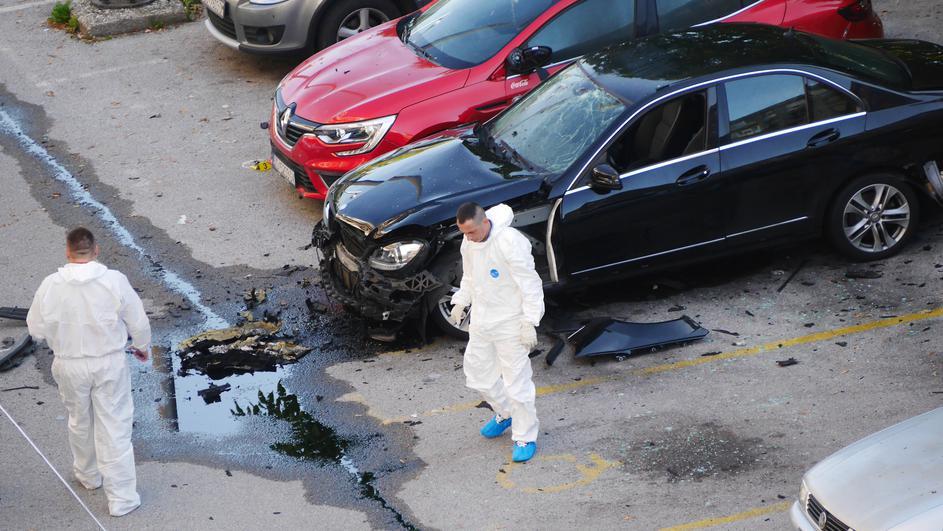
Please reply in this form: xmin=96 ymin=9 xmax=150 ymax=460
xmin=202 ymin=0 xmax=225 ymax=18
xmin=272 ymin=155 xmax=295 ymax=187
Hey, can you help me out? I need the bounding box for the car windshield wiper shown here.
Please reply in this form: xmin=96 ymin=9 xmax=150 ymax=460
xmin=495 ymin=138 xmax=538 ymax=172
xmin=400 ymin=13 xmax=417 ymax=44
xmin=406 ymin=39 xmax=437 ymax=64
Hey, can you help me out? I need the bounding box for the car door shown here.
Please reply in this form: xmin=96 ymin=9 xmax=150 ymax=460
xmin=652 ymin=0 xmax=753 ymax=30
xmin=559 ymin=87 xmax=725 ymax=277
xmin=719 ymin=72 xmax=866 ymax=244
xmin=505 ymin=0 xmax=639 ymax=104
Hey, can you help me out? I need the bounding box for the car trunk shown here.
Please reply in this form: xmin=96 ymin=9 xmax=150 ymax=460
xmin=856 ymin=39 xmax=943 ymax=90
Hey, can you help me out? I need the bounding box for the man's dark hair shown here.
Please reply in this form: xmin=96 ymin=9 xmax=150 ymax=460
xmin=456 ymin=202 xmax=485 ymax=224
xmin=67 ymin=227 xmax=95 ymax=257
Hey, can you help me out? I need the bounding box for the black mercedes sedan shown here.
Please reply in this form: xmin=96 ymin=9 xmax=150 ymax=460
xmin=314 ymin=23 xmax=943 ymax=338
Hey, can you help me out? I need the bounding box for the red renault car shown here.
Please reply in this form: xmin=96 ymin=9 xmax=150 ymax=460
xmin=270 ymin=0 xmax=883 ymax=200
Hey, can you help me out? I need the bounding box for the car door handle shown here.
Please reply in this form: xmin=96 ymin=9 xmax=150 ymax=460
xmin=676 ymin=165 xmax=711 ymax=186
xmin=807 ymin=128 xmax=841 ymax=148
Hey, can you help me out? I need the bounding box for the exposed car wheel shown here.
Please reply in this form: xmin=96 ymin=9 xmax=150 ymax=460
xmin=827 ymin=174 xmax=919 ymax=261
xmin=427 ymin=253 xmax=469 ymax=340
xmin=315 ymin=0 xmax=399 ymax=51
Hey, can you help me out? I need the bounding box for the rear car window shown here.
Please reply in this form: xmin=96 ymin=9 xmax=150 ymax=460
xmin=725 ymin=74 xmax=807 ymax=141
xmin=806 ymin=79 xmax=862 ymax=122
xmin=526 ymin=0 xmax=636 ymax=64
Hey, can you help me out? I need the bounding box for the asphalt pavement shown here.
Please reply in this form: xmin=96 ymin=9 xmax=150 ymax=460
xmin=1 ymin=0 xmax=941 ymax=529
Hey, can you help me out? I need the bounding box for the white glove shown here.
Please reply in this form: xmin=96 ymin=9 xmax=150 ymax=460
xmin=520 ymin=320 xmax=538 ymax=351
xmin=450 ymin=305 xmax=467 ymax=326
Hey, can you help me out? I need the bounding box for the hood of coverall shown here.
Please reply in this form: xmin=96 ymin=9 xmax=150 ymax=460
xmin=466 ymin=204 xmax=514 ymax=250
xmin=58 ymin=262 xmax=108 ymax=284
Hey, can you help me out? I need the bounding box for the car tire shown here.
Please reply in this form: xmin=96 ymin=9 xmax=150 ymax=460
xmin=315 ymin=0 xmax=400 ymax=51
xmin=427 ymin=253 xmax=469 ymax=341
xmin=826 ymin=173 xmax=919 ymax=261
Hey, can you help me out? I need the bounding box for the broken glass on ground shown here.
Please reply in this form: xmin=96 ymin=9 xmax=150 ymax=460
xmin=177 ymin=319 xmax=311 ymax=380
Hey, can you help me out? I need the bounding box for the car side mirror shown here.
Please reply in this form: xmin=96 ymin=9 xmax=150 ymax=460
xmin=590 ymin=164 xmax=622 ymax=193
xmin=506 ymin=45 xmax=553 ymax=75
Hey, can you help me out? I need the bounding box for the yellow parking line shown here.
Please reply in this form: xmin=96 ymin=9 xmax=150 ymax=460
xmin=660 ymin=501 xmax=791 ymax=530
xmin=380 ymin=307 xmax=943 ymax=424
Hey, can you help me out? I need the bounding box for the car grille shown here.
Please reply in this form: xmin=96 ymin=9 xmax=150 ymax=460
xmin=338 ymin=221 xmax=370 ymax=259
xmin=206 ymin=10 xmax=236 ymax=40
xmin=807 ymin=495 xmax=850 ymax=531
xmin=282 ymin=122 xmax=307 ymax=147
xmin=271 ymin=145 xmax=316 ymax=193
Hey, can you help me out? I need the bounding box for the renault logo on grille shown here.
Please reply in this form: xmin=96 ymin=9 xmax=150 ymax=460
xmin=279 ymin=104 xmax=294 ymax=137
xmin=817 ymin=510 xmax=828 ymax=529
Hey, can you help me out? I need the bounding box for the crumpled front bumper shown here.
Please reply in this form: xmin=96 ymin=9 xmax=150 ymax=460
xmin=313 ymin=223 xmax=442 ymax=324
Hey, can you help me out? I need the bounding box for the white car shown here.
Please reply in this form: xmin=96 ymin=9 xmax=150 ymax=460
xmin=791 ymin=407 xmax=943 ymax=530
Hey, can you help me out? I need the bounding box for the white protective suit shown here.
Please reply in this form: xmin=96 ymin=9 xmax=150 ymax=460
xmin=26 ymin=261 xmax=150 ymax=516
xmin=451 ymin=204 xmax=545 ymax=443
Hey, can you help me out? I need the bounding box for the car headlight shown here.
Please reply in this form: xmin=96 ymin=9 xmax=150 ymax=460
xmin=368 ymin=240 xmax=425 ymax=271
xmin=799 ymin=481 xmax=809 ymax=507
xmin=249 ymin=0 xmax=287 ymax=5
xmin=312 ymin=115 xmax=396 ymax=156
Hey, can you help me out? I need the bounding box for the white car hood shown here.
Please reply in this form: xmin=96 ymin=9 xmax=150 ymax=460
xmin=804 ymin=407 xmax=943 ymax=530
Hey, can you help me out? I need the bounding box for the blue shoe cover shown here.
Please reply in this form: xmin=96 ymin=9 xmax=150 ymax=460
xmin=480 ymin=416 xmax=512 ymax=438
xmin=512 ymin=441 xmax=537 ymax=462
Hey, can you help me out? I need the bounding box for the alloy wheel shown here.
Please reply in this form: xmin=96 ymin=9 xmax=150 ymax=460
xmin=336 ymin=8 xmax=389 ymax=41
xmin=437 ymin=286 xmax=470 ymax=333
xmin=842 ymin=183 xmax=911 ymax=253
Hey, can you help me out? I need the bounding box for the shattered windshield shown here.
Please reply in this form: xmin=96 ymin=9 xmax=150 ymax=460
xmin=402 ymin=0 xmax=555 ymax=69
xmin=482 ymin=64 xmax=627 ymax=175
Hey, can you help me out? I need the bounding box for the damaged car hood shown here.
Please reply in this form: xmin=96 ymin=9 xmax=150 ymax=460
xmin=329 ymin=133 xmax=545 ymax=234
xmin=278 ymin=23 xmax=469 ymax=123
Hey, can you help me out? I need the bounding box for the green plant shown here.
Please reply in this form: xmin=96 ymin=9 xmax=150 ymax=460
xmin=49 ymin=1 xmax=71 ymax=25
xmin=149 ymin=19 xmax=165 ymax=30
xmin=66 ymin=15 xmax=79 ymax=33
xmin=180 ymin=0 xmax=200 ymax=21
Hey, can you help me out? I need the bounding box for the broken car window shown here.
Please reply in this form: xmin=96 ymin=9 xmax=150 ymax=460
xmin=483 ymin=64 xmax=627 ymax=175
xmin=404 ymin=0 xmax=554 ymax=69
xmin=607 ymin=91 xmax=708 ymax=173
xmin=725 ymin=74 xmax=808 ymax=141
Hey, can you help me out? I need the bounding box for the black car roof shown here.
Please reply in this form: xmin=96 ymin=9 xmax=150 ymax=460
xmin=581 ymin=23 xmax=911 ymax=101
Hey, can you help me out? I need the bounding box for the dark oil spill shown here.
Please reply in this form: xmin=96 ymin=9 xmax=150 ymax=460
xmin=234 ymin=381 xmax=417 ymax=530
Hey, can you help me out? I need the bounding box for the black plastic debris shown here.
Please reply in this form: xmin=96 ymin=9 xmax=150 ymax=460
xmin=0 ymin=333 xmax=34 ymax=372
xmin=0 ymin=307 xmax=28 ymax=321
xmin=197 ymin=383 xmax=232 ymax=404
xmin=568 ymin=316 xmax=709 ymax=360
xmin=545 ymin=338 xmax=566 ymax=366
xmin=776 ymin=358 xmax=799 ymax=367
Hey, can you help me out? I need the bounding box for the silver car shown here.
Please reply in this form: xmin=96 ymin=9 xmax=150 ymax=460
xmin=202 ymin=0 xmax=430 ymax=54
xmin=791 ymin=406 xmax=943 ymax=530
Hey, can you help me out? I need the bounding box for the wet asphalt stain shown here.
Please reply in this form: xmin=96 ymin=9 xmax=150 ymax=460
xmin=616 ymin=421 xmax=773 ymax=483
xmin=0 ymin=86 xmax=426 ymax=529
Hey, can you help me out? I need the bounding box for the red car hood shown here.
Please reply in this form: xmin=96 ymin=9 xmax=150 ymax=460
xmin=279 ymin=23 xmax=470 ymax=124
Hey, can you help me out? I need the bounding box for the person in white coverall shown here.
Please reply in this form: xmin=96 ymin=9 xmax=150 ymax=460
xmin=26 ymin=227 xmax=151 ymax=517
xmin=449 ymin=202 xmax=544 ymax=462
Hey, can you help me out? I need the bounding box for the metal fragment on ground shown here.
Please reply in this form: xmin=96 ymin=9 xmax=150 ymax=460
xmin=177 ymin=320 xmax=311 ymax=379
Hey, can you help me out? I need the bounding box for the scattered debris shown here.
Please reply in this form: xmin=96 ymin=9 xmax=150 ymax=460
xmin=545 ymin=338 xmax=566 ymax=366
xmin=846 ymin=269 xmax=882 ymax=279
xmin=835 ymin=341 xmax=848 ymax=347
xmin=0 ymin=333 xmax=34 ymax=372
xmin=177 ymin=215 xmax=189 ymax=225
xmin=177 ymin=320 xmax=310 ymax=379
xmin=527 ymin=349 xmax=543 ymax=359
xmin=776 ymin=358 xmax=799 ymax=367
xmin=243 ymin=288 xmax=267 ymax=307
xmin=777 ymin=259 xmax=807 ymax=292
xmin=475 ymin=401 xmax=493 ymax=411
xmin=667 ymin=305 xmax=686 ymax=312
xmin=1 ymin=385 xmax=40 ymax=392
xmin=197 ymin=383 xmax=231 ymax=404
xmin=712 ymin=329 xmax=740 ymax=337
xmin=700 ymin=351 xmax=722 ymax=357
